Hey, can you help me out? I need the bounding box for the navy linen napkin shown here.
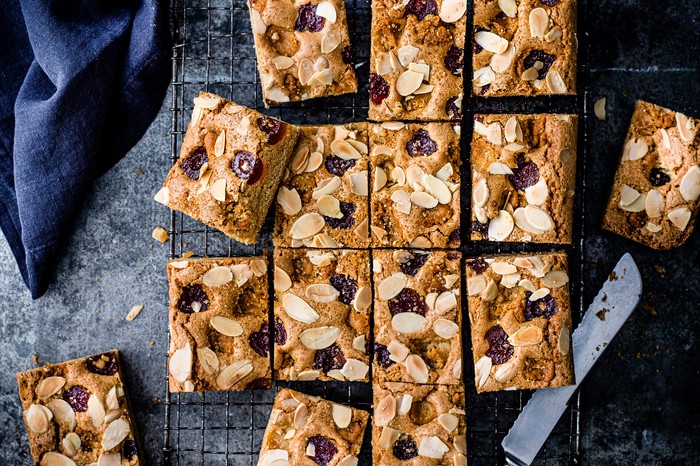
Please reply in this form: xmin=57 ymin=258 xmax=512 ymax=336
xmin=0 ymin=0 xmax=169 ymax=298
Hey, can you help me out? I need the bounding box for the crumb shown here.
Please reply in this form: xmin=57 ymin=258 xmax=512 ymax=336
xmin=137 ymin=169 xmax=144 ymax=175
xmin=609 ymin=271 xmax=618 ymax=281
xmin=602 ymin=293 xmax=607 ymax=302
xmin=182 ymin=251 xmax=194 ymax=259
xmin=150 ymin=341 xmax=155 ymax=345
xmin=152 ymin=226 xmax=170 ymax=243
xmin=596 ymin=308 xmax=609 ymax=321
xmin=32 ymin=355 xmax=39 ymax=366
xmin=153 ymin=397 xmax=162 ymax=405
xmin=636 ymin=352 xmax=641 ymax=359
xmin=653 ymin=265 xmax=666 ymax=278
xmin=126 ymin=304 xmax=144 ymax=321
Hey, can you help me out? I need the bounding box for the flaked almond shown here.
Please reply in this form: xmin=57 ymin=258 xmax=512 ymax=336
xmin=63 ymin=432 xmax=81 ymax=457
xmin=509 ymin=326 xmax=543 ymax=346
xmin=388 ymin=341 xmax=410 ymax=363
xmin=408 ymin=62 xmax=430 ymax=81
xmin=619 ymin=186 xmax=646 ymax=212
xmin=433 ymin=318 xmax=459 ymax=339
xmin=197 ymin=347 xmax=220 ymax=375
xmin=317 ymin=194 xmax=343 ymax=218
xmin=395 ymin=394 xmax=412 ymax=416
xmin=501 ymin=272 xmax=520 ymax=288
xmin=25 ymin=404 xmax=52 ymax=433
xmin=405 ymin=165 xmax=425 ymax=187
xmin=349 ymin=171 xmax=369 ymax=196
xmin=47 ymin=399 xmax=76 ymax=431
xmin=498 ymin=0 xmax=517 ymax=17
xmin=231 ymin=265 xmax=253 ymax=286
xmin=105 ymin=386 xmax=120 ymax=411
xmin=392 ymin=312 xmax=428 ymax=334
xmin=216 ymin=360 xmax=253 ymax=389
xmin=298 ymin=58 xmax=315 ymax=86
xmin=396 ymin=69 xmax=424 ymax=96
xmin=378 ymin=427 xmax=401 ymax=449
xmin=418 ymin=436 xmax=449 ymax=459
xmin=353 ymin=285 xmax=371 ymax=312
xmin=250 ymin=7 xmax=267 ymax=34
xmin=170 ymin=343 xmax=192 ymax=383
xmin=330 ymin=139 xmax=361 ymax=160
xmin=646 ymin=222 xmax=663 ymax=233
xmin=405 ymin=354 xmax=429 ymax=383
xmin=473 ymin=177 xmax=489 ymax=207
xmin=353 ymin=334 xmax=367 ymax=353
xmin=210 ymin=178 xmax=226 ymax=202
xmin=36 ymin=376 xmax=66 ymax=400
xmin=474 ymin=31 xmax=509 ymax=54
xmin=435 ymin=163 xmax=453 ymax=182
xmin=305 ymin=151 xmax=323 ymax=173
xmin=294 ymin=403 xmax=308 ymax=429
xmin=676 ymin=112 xmax=694 ymax=142
xmin=493 ymin=360 xmax=517 ymax=383
xmin=467 ymin=275 xmax=487 ymax=296
xmin=488 ymin=210 xmax=514 ymax=241
xmin=623 ymin=139 xmax=647 ymax=161
xmin=529 ymin=7 xmax=549 ymax=37
xmin=422 ymin=174 xmax=451 ymax=204
xmin=300 ymin=326 xmax=342 ymax=349
xmin=474 ymin=355 xmax=492 ymax=389
xmin=524 ymin=178 xmax=548 ymax=206
xmin=374 ymin=395 xmax=396 ymax=427
xmin=668 ymin=207 xmax=691 ymax=231
xmin=411 ymin=191 xmax=438 ymax=209
xmin=316 ymin=0 xmax=336 ymax=21
xmin=438 ymin=413 xmax=459 ymax=433
xmin=376 ymin=51 xmax=398 ymax=75
xmin=521 ymin=66 xmax=539 ymax=81
xmin=645 ymin=189 xmax=663 ymax=218
xmin=439 ymin=0 xmax=466 ymax=23
xmin=274 ymin=266 xmax=292 ymax=293
xmin=308 ymin=68 xmax=334 ymax=86
xmin=202 ymin=266 xmax=233 ymax=287
xmin=291 ymin=146 xmax=310 ymax=174
xmin=259 ymin=450 xmax=289 ymax=466
xmin=154 ymin=186 xmax=169 ymax=205
xmin=480 ymin=278 xmax=497 ymax=302
xmin=545 ymin=70 xmax=567 ymax=94
xmin=492 ymin=262 xmax=517 ymax=275
xmin=210 ymin=316 xmax=243 ymax=337
xmin=321 ymin=29 xmax=342 ymax=54
xmin=558 ymin=326 xmax=571 ymax=355
xmin=332 ymin=404 xmax=352 ymax=428
xmin=312 ymin=176 xmax=342 ymax=200
xmin=397 ymin=45 xmax=419 ymax=67
xmin=594 ymin=97 xmax=606 ymax=121
xmin=101 ymin=418 xmax=130 ymax=451
xmin=486 ymin=123 xmax=503 ymax=145
xmin=305 ymin=284 xmax=340 ymax=303
xmin=373 ymin=167 xmax=388 ymax=192
xmin=283 ymin=294 xmax=320 ymax=323
xmin=680 ymin=165 xmax=700 ymax=202
xmin=529 ymin=287 xmax=550 ymax=301
xmin=290 ymin=213 xmax=325 ymax=239
xmin=378 ymin=273 xmax=408 ymax=300
xmin=340 ymin=358 xmax=369 ymax=381
xmin=542 ymin=270 xmax=569 ymax=289
xmin=504 ymin=116 xmax=520 ymax=143
xmin=435 ymin=291 xmax=458 ymax=314
xmin=490 ymin=44 xmax=515 ymax=73
xmin=272 ymin=56 xmax=295 ymax=70
xmin=488 ymin=162 xmax=513 ymax=175
xmin=88 ymin=394 xmax=105 ymax=427
xmin=524 ymin=205 xmax=554 ymax=231
xmin=41 ymin=452 xmax=77 ymax=466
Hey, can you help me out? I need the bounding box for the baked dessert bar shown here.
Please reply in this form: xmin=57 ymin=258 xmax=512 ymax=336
xmin=466 ymin=252 xmax=574 ymax=392
xmin=258 ymin=388 xmax=369 ymax=466
xmin=373 ymin=250 xmax=462 ymax=385
xmin=472 ymin=0 xmax=577 ymax=96
xmin=602 ymin=101 xmax=699 ymax=249
xmin=470 ymin=113 xmax=577 ymax=244
xmin=247 ymin=0 xmax=357 ymax=105
xmin=372 ymin=382 xmax=466 ymax=465
xmin=274 ymin=123 xmax=371 ymax=248
xmin=16 ymin=351 xmax=141 ymax=465
xmin=155 ymin=92 xmax=299 ymax=244
xmin=273 ymin=249 xmax=371 ymax=382
xmin=369 ymin=0 xmax=466 ymax=121
xmin=167 ymin=257 xmax=271 ymax=392
xmin=370 ymin=122 xmax=461 ymax=248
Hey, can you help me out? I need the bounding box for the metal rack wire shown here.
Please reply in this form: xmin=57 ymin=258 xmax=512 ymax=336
xmin=164 ymin=0 xmax=590 ymax=464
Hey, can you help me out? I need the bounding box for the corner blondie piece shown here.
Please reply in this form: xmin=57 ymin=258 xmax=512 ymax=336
xmin=155 ymin=92 xmax=299 ymax=244
xmin=258 ymin=389 xmax=369 ymax=466
xmin=247 ymin=0 xmax=357 ymax=105
xmin=470 ymin=113 xmax=577 ymax=243
xmin=274 ymin=249 xmax=371 ymax=382
xmin=275 ymin=123 xmax=370 ymax=248
xmin=167 ymin=257 xmax=271 ymax=392
xmin=472 ymin=0 xmax=577 ymax=96
xmin=370 ymin=122 xmax=461 ymax=248
xmin=369 ymin=0 xmax=466 ymax=121
xmin=466 ymin=252 xmax=574 ymax=392
xmin=602 ymin=101 xmax=700 ymax=249
xmin=16 ymin=351 xmax=141 ymax=465
xmin=372 ymin=382 xmax=466 ymax=465
xmin=373 ymin=250 xmax=462 ymax=385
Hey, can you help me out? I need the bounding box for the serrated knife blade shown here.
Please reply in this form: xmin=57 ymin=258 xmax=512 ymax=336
xmin=502 ymin=253 xmax=642 ymax=466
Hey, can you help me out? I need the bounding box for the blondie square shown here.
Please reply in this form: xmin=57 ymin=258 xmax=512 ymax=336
xmin=274 ymin=249 xmax=371 ymax=382
xmin=369 ymin=0 xmax=466 ymax=121
xmin=247 ymin=0 xmax=357 ymax=105
xmin=167 ymin=257 xmax=271 ymax=392
xmin=602 ymin=101 xmax=700 ymax=249
xmin=16 ymin=351 xmax=141 ymax=465
xmin=472 ymin=0 xmax=577 ymax=96
xmin=465 ymin=252 xmax=574 ymax=392
xmin=274 ymin=123 xmax=371 ymax=248
xmin=373 ymin=250 xmax=462 ymax=385
xmin=470 ymin=113 xmax=577 ymax=243
xmin=372 ymin=382 xmax=466 ymax=465
xmin=370 ymin=122 xmax=461 ymax=248
xmin=155 ymin=92 xmax=299 ymax=244
xmin=258 ymin=389 xmax=369 ymax=466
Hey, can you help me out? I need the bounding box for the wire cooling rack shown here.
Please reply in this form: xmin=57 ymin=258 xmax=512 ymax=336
xmin=163 ymin=0 xmax=591 ymax=464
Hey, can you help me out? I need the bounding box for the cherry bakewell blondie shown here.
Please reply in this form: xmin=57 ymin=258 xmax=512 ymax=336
xmin=372 ymin=382 xmax=466 ymax=465
xmin=602 ymin=101 xmax=700 ymax=249
xmin=16 ymin=351 xmax=141 ymax=465
xmin=373 ymin=250 xmax=462 ymax=385
xmin=274 ymin=249 xmax=371 ymax=382
xmin=247 ymin=0 xmax=357 ymax=106
xmin=370 ymin=122 xmax=461 ymax=248
xmin=466 ymin=252 xmax=574 ymax=392
xmin=167 ymin=257 xmax=271 ymax=392
xmin=154 ymin=92 xmax=299 ymax=244
xmin=258 ymin=389 xmax=369 ymax=466
xmin=471 ymin=113 xmax=577 ymax=244
xmin=369 ymin=0 xmax=466 ymax=121
xmin=275 ymin=123 xmax=370 ymax=248
xmin=472 ymin=0 xmax=577 ymax=96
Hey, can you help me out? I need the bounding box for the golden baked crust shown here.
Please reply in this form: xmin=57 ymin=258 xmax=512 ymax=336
xmin=274 ymin=124 xmax=370 ymax=248
xmin=369 ymin=0 xmax=466 ymax=121
xmin=465 ymin=252 xmax=575 ymax=393
xmin=156 ymin=92 xmax=300 ymax=244
xmin=472 ymin=0 xmax=577 ymax=96
xmin=373 ymin=250 xmax=462 ymax=385
xmin=470 ymin=113 xmax=577 ymax=244
xmin=248 ymin=0 xmax=358 ymax=105
xmin=602 ymin=101 xmax=700 ymax=249
xmin=258 ymin=389 xmax=369 ymax=465
xmin=16 ymin=351 xmax=141 ymax=465
xmin=370 ymin=122 xmax=461 ymax=248
xmin=273 ymin=248 xmax=371 ymax=381
xmin=167 ymin=256 xmax=271 ymax=392
xmin=371 ymin=382 xmax=466 ymax=465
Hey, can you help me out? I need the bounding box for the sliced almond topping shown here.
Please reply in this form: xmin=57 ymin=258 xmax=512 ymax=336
xmin=321 ymin=28 xmax=342 ymax=54
xmin=397 ymin=45 xmax=420 ymax=67
xmin=259 ymin=450 xmax=289 ymax=466
xmin=525 ymin=178 xmax=549 ymax=206
xmin=382 ymin=122 xmax=405 ymax=130
xmin=340 ymin=358 xmax=369 ymax=381
xmin=105 ymin=386 xmax=120 ymax=411
xmin=330 ymin=139 xmax=362 ymax=160
xmin=509 ymin=326 xmax=543 ymax=346
xmin=391 ymin=189 xmax=412 ymax=214
xmin=474 ymin=355 xmax=492 ymax=389
xmin=376 ymin=51 xmax=398 ymax=75
xmin=542 ymin=270 xmax=569 ymax=288
xmin=272 ymin=56 xmax=295 ymax=71
xmin=375 ymin=395 xmax=396 ymax=427
xmin=545 ymin=26 xmax=562 ymax=42
xmin=473 ymin=176 xmax=489 ymax=207
xmin=396 ymin=69 xmax=424 ymax=96
xmin=374 ymin=167 xmax=388 ymax=192
xmin=297 ymin=370 xmax=320 ymax=381
xmin=486 ymin=123 xmax=503 ymax=145
xmin=250 ymin=8 xmax=267 ymax=34
xmin=316 ymin=1 xmax=337 ymax=22
xmin=488 ymin=162 xmax=513 ymax=175
xmin=422 ymin=174 xmax=452 ymax=204
xmin=679 ymin=165 xmax=700 ymax=202
xmin=388 ymin=340 xmax=410 ymax=363
xmin=454 ymin=435 xmax=467 ymax=455
xmin=101 ymin=418 xmax=130 ymax=451
xmin=676 ymin=112 xmax=694 ymax=142
xmin=305 ymin=284 xmax=340 ymax=303
xmin=88 ymin=394 xmax=105 ymax=428
xmin=216 ymin=360 xmax=253 ymax=389
xmin=282 ymin=294 xmax=320 ymax=323
xmin=434 ymin=291 xmax=458 ymax=314
xmin=488 ymin=210 xmax=514 ymax=241
xmin=558 ymin=326 xmax=571 ymax=355
xmin=291 ymin=145 xmax=310 ymax=174
xmin=294 ymin=403 xmax=308 ymax=429
xmin=298 ymin=58 xmax=315 ymax=86
xmin=619 ymin=186 xmax=646 ymax=212
xmin=645 ymin=189 xmax=664 ymax=218
xmin=312 ymin=176 xmax=342 ymax=200
xmin=492 ymin=262 xmax=517 ymax=275
xmin=481 ymin=278 xmax=498 ymax=302
xmin=438 ymin=413 xmax=459 ymax=433
xmin=623 ymin=139 xmax=648 ymax=161
xmin=349 ymin=171 xmax=369 ymax=196
xmin=267 ymin=86 xmax=291 ymax=103
xmin=169 ymin=343 xmax=192 ymax=383
xmin=396 ymin=394 xmax=413 ymax=415
xmin=646 ymin=222 xmax=663 ymax=233
xmin=521 ymin=66 xmax=539 ymax=81
xmin=211 ymin=131 xmax=226 ymax=157
xmin=530 ymin=287 xmax=550 ymax=301
xmin=154 ymin=186 xmax=169 ymax=205
xmin=274 ymin=266 xmax=292 ymax=293
xmin=36 ymin=376 xmax=66 ymax=400
xmin=594 ymin=97 xmax=606 ymax=121
xmin=392 ymin=312 xmax=428 ymax=334
xmin=498 ymin=0 xmax=517 ymax=18
xmin=197 ymin=347 xmax=220 ymax=375
xmin=504 ymin=117 xmax=520 ymax=143
xmin=405 ymin=165 xmax=425 ymax=187
xmin=249 ymin=259 xmax=266 ymax=278
xmin=378 ymin=273 xmax=408 ymax=300
xmin=411 ymin=191 xmax=438 ymax=209
xmin=501 ymin=272 xmax=520 ymax=288
xmin=405 ymin=354 xmax=429 ymax=383
xmin=201 ymin=265 xmax=232 ymax=287
xmin=439 ymin=0 xmax=466 ymax=23
xmin=332 ymin=404 xmax=352 ymax=429
xmin=353 ymin=285 xmax=371 ymax=312
xmin=433 ymin=318 xmax=459 ymax=339
xmin=545 ymin=70 xmax=567 ymax=94
xmin=210 ymin=316 xmax=243 ymax=337
xmin=300 ymin=326 xmax=342 ymax=349
xmin=490 ymin=44 xmax=515 ymax=73
xmin=46 ymin=399 xmax=76 ymax=431
xmin=467 ymin=274 xmax=487 ymax=296
xmin=305 ymin=151 xmax=323 ymax=173
xmin=63 ymin=432 xmax=81 ymax=457
xmin=290 ymin=213 xmax=326 ymax=239
xmin=379 ymin=427 xmax=401 ymax=449
xmin=474 ymin=31 xmax=509 ymax=54
xmin=25 ymin=404 xmax=52 ymax=433
xmin=493 ymin=360 xmax=517 ymax=383
xmin=317 ymin=195 xmax=343 ymax=218
xmin=418 ymin=436 xmax=450 ymax=459
xmin=41 ymin=452 xmax=77 ymax=466
xmin=408 ymin=62 xmax=430 ymax=81
xmin=524 ymin=205 xmax=555 ymax=231
xmin=529 ymin=7 xmax=549 ymax=38
xmin=668 ymin=207 xmax=691 ymax=231
xmin=353 ymin=334 xmax=367 ymax=353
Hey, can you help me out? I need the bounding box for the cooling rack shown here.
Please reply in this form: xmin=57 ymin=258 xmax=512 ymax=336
xmin=163 ymin=0 xmax=591 ymax=463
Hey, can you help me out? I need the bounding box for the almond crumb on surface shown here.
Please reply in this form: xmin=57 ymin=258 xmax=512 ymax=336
xmin=137 ymin=169 xmax=144 ymax=175
xmin=182 ymin=251 xmax=194 ymax=259
xmin=32 ymin=355 xmax=39 ymax=366
xmin=152 ymin=226 xmax=170 ymax=243
xmin=594 ymin=97 xmax=606 ymax=121
xmin=126 ymin=304 xmax=144 ymax=321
